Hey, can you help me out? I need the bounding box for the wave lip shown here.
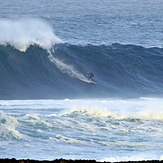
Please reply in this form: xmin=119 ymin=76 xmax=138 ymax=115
xmin=0 ymin=18 xmax=62 ymax=51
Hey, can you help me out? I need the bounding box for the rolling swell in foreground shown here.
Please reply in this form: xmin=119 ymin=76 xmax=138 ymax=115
xmin=0 ymin=43 xmax=163 ymax=100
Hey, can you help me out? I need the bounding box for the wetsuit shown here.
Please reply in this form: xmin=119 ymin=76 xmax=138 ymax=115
xmin=87 ymin=72 xmax=94 ymax=81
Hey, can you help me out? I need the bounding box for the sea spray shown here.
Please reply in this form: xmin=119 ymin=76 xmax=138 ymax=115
xmin=0 ymin=18 xmax=88 ymax=82
xmin=0 ymin=18 xmax=62 ymax=51
xmin=48 ymin=50 xmax=88 ymax=82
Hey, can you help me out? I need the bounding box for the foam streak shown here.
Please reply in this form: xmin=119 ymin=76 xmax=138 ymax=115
xmin=48 ymin=51 xmax=87 ymax=81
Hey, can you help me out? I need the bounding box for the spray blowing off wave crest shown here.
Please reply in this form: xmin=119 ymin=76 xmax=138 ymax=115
xmin=48 ymin=50 xmax=88 ymax=81
xmin=0 ymin=18 xmax=62 ymax=52
xmin=0 ymin=18 xmax=85 ymax=82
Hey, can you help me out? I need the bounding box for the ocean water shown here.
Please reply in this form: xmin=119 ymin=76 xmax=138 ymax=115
xmin=0 ymin=0 xmax=163 ymax=162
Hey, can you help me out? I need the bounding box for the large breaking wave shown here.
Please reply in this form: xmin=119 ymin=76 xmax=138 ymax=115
xmin=0 ymin=18 xmax=62 ymax=51
xmin=0 ymin=18 xmax=163 ymax=100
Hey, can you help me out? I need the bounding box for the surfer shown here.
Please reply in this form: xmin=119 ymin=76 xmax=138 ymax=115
xmin=87 ymin=71 xmax=94 ymax=81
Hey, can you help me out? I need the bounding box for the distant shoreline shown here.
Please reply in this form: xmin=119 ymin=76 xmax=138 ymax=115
xmin=0 ymin=158 xmax=162 ymax=163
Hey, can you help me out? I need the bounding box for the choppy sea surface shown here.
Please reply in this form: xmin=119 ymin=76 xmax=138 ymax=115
xmin=0 ymin=0 xmax=163 ymax=162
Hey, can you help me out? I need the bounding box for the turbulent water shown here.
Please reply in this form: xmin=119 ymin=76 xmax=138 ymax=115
xmin=1 ymin=0 xmax=163 ymax=162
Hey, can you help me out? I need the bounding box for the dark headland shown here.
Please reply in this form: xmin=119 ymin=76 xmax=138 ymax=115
xmin=0 ymin=158 xmax=163 ymax=163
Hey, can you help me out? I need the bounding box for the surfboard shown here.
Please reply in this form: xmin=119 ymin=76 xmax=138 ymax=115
xmin=89 ymin=81 xmax=97 ymax=84
xmin=81 ymin=79 xmax=97 ymax=84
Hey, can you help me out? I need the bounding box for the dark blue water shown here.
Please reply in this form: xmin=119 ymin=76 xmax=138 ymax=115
xmin=0 ymin=43 xmax=163 ymax=99
xmin=2 ymin=0 xmax=163 ymax=47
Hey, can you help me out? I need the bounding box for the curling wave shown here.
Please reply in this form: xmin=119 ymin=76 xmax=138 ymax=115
xmin=0 ymin=18 xmax=62 ymax=51
xmin=0 ymin=41 xmax=163 ymax=99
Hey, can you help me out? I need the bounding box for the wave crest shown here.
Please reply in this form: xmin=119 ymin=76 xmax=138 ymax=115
xmin=0 ymin=18 xmax=62 ymax=51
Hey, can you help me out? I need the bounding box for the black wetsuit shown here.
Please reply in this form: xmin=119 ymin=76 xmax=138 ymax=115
xmin=87 ymin=72 xmax=94 ymax=81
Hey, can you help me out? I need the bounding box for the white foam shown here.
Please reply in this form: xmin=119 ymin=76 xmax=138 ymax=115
xmin=0 ymin=18 xmax=88 ymax=81
xmin=62 ymin=98 xmax=163 ymax=120
xmin=1 ymin=98 xmax=163 ymax=120
xmin=51 ymin=134 xmax=84 ymax=144
xmin=100 ymin=154 xmax=159 ymax=162
xmin=0 ymin=112 xmax=28 ymax=140
xmin=48 ymin=51 xmax=88 ymax=81
xmin=0 ymin=18 xmax=62 ymax=51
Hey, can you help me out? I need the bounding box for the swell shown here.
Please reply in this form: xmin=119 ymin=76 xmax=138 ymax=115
xmin=0 ymin=43 xmax=163 ymax=99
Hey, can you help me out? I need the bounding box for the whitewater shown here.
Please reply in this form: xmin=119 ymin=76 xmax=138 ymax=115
xmin=1 ymin=98 xmax=163 ymax=161
xmin=1 ymin=0 xmax=163 ymax=162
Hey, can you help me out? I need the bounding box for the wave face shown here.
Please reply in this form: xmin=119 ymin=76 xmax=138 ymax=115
xmin=0 ymin=42 xmax=163 ymax=100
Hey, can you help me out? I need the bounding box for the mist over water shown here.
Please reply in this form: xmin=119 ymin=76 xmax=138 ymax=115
xmin=0 ymin=18 xmax=62 ymax=51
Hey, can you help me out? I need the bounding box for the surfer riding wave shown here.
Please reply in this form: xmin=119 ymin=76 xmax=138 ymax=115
xmin=87 ymin=72 xmax=94 ymax=81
